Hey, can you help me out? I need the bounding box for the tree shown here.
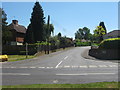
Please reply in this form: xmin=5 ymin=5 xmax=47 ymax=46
xmin=25 ymin=24 xmax=35 ymax=44
xmin=99 ymin=22 xmax=107 ymax=34
xmin=57 ymin=32 xmax=61 ymax=40
xmin=30 ymin=1 xmax=45 ymax=42
xmin=43 ymin=24 xmax=54 ymax=40
xmin=75 ymin=27 xmax=91 ymax=40
xmin=94 ymin=26 xmax=106 ymax=43
xmin=1 ymin=8 xmax=12 ymax=45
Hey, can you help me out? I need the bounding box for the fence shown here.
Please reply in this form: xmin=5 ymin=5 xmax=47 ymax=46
xmin=2 ymin=44 xmax=74 ymax=55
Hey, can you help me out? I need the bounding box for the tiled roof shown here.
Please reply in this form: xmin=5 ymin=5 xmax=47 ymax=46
xmin=8 ymin=22 xmax=27 ymax=33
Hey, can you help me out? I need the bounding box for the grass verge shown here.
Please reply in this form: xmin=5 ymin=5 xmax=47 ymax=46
xmin=7 ymin=55 xmax=35 ymax=62
xmin=2 ymin=82 xmax=118 ymax=88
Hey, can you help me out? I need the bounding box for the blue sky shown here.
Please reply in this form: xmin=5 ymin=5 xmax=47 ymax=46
xmin=2 ymin=2 xmax=118 ymax=38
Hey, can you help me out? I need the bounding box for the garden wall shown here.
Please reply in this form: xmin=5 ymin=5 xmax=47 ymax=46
xmin=89 ymin=49 xmax=119 ymax=60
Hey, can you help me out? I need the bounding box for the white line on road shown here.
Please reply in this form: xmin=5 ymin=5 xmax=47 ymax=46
xmin=38 ymin=67 xmax=45 ymax=68
xmin=19 ymin=67 xmax=28 ymax=68
xmin=29 ymin=67 xmax=36 ymax=68
xmin=98 ymin=65 xmax=108 ymax=68
xmin=55 ymin=61 xmax=63 ymax=68
xmin=0 ymin=73 xmax=30 ymax=75
xmin=109 ymin=65 xmax=118 ymax=67
xmin=56 ymin=73 xmax=116 ymax=76
xmin=10 ymin=67 xmax=16 ymax=68
xmin=72 ymin=66 xmax=79 ymax=68
xmin=89 ymin=65 xmax=98 ymax=68
xmin=79 ymin=66 xmax=88 ymax=68
xmin=64 ymin=56 xmax=68 ymax=60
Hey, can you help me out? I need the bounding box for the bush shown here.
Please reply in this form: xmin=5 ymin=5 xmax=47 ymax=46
xmin=76 ymin=41 xmax=91 ymax=46
xmin=99 ymin=38 xmax=120 ymax=49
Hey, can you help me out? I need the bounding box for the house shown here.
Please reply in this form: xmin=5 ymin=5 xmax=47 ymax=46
xmin=103 ymin=30 xmax=120 ymax=39
xmin=8 ymin=20 xmax=27 ymax=45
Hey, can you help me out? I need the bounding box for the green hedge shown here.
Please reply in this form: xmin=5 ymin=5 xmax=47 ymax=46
xmin=76 ymin=42 xmax=91 ymax=46
xmin=99 ymin=38 xmax=120 ymax=49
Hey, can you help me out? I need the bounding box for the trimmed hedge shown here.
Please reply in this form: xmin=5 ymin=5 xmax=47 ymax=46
xmin=76 ymin=42 xmax=91 ymax=46
xmin=99 ymin=38 xmax=120 ymax=49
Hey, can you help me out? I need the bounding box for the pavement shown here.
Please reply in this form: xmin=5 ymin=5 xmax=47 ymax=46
xmin=1 ymin=46 xmax=119 ymax=85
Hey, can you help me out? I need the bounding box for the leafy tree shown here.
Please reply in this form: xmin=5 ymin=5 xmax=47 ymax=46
xmin=75 ymin=27 xmax=91 ymax=40
xmin=1 ymin=8 xmax=12 ymax=45
xmin=30 ymin=1 xmax=45 ymax=42
xmin=99 ymin=22 xmax=107 ymax=34
xmin=94 ymin=26 xmax=106 ymax=43
xmin=43 ymin=24 xmax=54 ymax=40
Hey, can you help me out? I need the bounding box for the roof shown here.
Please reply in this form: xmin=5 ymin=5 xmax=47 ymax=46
xmin=104 ymin=30 xmax=120 ymax=36
xmin=8 ymin=21 xmax=27 ymax=33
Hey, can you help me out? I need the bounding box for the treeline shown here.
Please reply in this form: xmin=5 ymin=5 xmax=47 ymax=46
xmin=75 ymin=22 xmax=107 ymax=46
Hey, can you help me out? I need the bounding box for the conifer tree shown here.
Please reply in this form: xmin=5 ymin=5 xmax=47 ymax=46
xmin=30 ymin=1 xmax=45 ymax=42
xmin=99 ymin=22 xmax=107 ymax=34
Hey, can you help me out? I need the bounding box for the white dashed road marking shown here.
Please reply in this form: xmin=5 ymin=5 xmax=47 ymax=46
xmin=38 ymin=67 xmax=45 ymax=68
xmin=64 ymin=56 xmax=68 ymax=60
xmin=109 ymin=65 xmax=118 ymax=67
xmin=98 ymin=65 xmax=108 ymax=67
xmin=89 ymin=65 xmax=98 ymax=68
xmin=29 ymin=67 xmax=36 ymax=68
xmin=0 ymin=73 xmax=30 ymax=75
xmin=79 ymin=65 xmax=88 ymax=68
xmin=55 ymin=61 xmax=63 ymax=68
xmin=1 ymin=65 xmax=118 ymax=69
xmin=56 ymin=73 xmax=116 ymax=76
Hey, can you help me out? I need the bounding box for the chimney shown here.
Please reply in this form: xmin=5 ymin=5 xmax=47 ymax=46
xmin=12 ymin=20 xmax=18 ymax=25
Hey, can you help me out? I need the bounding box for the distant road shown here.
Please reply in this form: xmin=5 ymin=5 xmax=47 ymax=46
xmin=2 ymin=47 xmax=118 ymax=85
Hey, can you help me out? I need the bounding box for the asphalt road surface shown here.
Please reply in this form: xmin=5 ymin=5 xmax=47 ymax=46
xmin=1 ymin=47 xmax=118 ymax=85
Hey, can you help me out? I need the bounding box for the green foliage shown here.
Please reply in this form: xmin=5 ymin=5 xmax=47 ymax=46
xmin=75 ymin=40 xmax=91 ymax=46
xmin=43 ymin=24 xmax=54 ymax=39
xmin=99 ymin=38 xmax=120 ymax=49
xmin=99 ymin=21 xmax=107 ymax=34
xmin=30 ymin=1 xmax=45 ymax=42
xmin=1 ymin=8 xmax=13 ymax=45
xmin=94 ymin=26 xmax=106 ymax=43
xmin=75 ymin=27 xmax=92 ymax=41
xmin=25 ymin=24 xmax=35 ymax=43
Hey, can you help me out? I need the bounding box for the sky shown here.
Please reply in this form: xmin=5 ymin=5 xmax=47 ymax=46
xmin=2 ymin=2 xmax=118 ymax=39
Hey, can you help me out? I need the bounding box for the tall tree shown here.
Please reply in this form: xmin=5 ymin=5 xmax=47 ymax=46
xmin=30 ymin=1 xmax=45 ymax=42
xmin=25 ymin=24 xmax=35 ymax=44
xmin=1 ymin=8 xmax=12 ymax=45
xmin=99 ymin=22 xmax=107 ymax=34
xmin=94 ymin=26 xmax=106 ymax=43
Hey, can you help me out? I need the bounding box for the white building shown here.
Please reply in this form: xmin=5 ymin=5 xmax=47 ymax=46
xmin=103 ymin=30 xmax=120 ymax=39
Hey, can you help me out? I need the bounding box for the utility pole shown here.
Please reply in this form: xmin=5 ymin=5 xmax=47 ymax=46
xmin=37 ymin=41 xmax=40 ymax=53
xmin=26 ymin=43 xmax=28 ymax=58
xmin=47 ymin=15 xmax=50 ymax=54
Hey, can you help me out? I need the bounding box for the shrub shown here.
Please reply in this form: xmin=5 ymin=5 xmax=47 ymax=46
xmin=99 ymin=38 xmax=120 ymax=49
xmin=76 ymin=42 xmax=91 ymax=46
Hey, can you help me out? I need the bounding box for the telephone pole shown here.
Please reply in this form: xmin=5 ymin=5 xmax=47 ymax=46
xmin=47 ymin=15 xmax=50 ymax=54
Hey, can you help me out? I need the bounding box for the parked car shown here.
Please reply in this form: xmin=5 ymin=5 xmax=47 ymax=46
xmin=0 ymin=55 xmax=8 ymax=62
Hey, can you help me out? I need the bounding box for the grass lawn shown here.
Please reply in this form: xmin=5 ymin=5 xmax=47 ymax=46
xmin=2 ymin=82 xmax=119 ymax=88
xmin=7 ymin=55 xmax=35 ymax=62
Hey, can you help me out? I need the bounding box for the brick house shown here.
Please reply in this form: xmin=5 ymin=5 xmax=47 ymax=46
xmin=8 ymin=20 xmax=27 ymax=45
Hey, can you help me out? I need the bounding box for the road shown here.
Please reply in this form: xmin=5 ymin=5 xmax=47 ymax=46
xmin=1 ymin=46 xmax=118 ymax=85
